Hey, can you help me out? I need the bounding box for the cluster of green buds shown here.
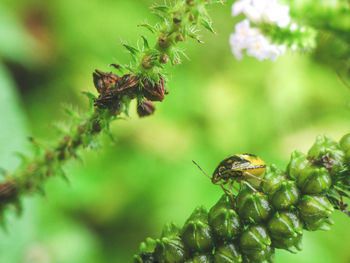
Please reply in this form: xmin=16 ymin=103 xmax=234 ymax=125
xmin=92 ymin=0 xmax=220 ymax=118
xmin=134 ymin=133 xmax=350 ymax=262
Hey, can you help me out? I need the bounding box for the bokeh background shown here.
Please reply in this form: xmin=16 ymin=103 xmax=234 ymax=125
xmin=0 ymin=0 xmax=350 ymax=262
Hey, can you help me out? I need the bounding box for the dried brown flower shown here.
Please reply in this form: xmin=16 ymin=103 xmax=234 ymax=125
xmin=142 ymin=75 xmax=168 ymax=102
xmin=93 ymin=70 xmax=139 ymax=114
xmin=137 ymin=100 xmax=155 ymax=117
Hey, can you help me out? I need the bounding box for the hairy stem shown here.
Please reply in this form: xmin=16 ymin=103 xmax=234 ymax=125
xmin=0 ymin=0 xmax=220 ymax=219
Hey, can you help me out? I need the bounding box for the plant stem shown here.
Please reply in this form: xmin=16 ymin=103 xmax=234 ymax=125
xmin=0 ymin=0 xmax=220 ymax=220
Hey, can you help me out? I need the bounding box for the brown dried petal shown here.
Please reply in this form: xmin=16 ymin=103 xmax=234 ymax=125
xmin=142 ymin=76 xmax=168 ymax=102
xmin=117 ymin=74 xmax=139 ymax=99
xmin=0 ymin=181 xmax=18 ymax=204
xmin=94 ymin=94 xmax=121 ymax=115
xmin=93 ymin=70 xmax=121 ymax=94
xmin=137 ymin=100 xmax=155 ymax=117
xmin=93 ymin=71 xmax=140 ymax=114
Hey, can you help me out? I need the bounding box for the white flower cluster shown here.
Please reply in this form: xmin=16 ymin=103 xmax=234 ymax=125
xmin=230 ymin=0 xmax=291 ymax=61
xmin=232 ymin=0 xmax=291 ymax=28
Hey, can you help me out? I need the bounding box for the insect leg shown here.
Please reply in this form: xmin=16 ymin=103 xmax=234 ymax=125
xmin=228 ymin=180 xmax=235 ymax=200
xmin=220 ymin=183 xmax=235 ymax=204
xmin=241 ymin=180 xmax=258 ymax=193
xmin=243 ymin=171 xmax=268 ymax=183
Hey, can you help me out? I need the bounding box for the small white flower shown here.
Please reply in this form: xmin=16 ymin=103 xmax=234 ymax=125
xmin=229 ymin=19 xmax=261 ymax=60
xmin=232 ymin=0 xmax=291 ymax=28
xmin=264 ymin=4 xmax=290 ymax=28
xmin=232 ymin=0 xmax=251 ymax=17
xmin=246 ymin=34 xmax=271 ymax=61
xmin=291 ymin=44 xmax=298 ymax=51
xmin=229 ymin=0 xmax=290 ymax=61
xmin=233 ymin=19 xmax=259 ymax=47
xmin=230 ymin=37 xmax=244 ymax=60
xmin=264 ymin=44 xmax=286 ymax=61
xmin=290 ymin=23 xmax=298 ymax=32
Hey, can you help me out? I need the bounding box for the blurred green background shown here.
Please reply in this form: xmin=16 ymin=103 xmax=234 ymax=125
xmin=0 ymin=0 xmax=350 ymax=262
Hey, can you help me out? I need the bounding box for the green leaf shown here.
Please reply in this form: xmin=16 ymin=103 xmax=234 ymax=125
xmin=152 ymin=5 xmax=171 ymax=13
xmin=138 ymin=23 xmax=156 ymax=34
xmin=82 ymin=91 xmax=97 ymax=109
xmin=188 ymin=32 xmax=203 ymax=43
xmin=200 ymin=18 xmax=215 ymax=33
xmin=57 ymin=166 xmax=70 ymax=185
xmin=122 ymin=42 xmax=139 ymax=55
xmin=64 ymin=105 xmax=80 ymax=120
xmin=141 ymin=35 xmax=150 ymax=49
xmin=82 ymin=91 xmax=97 ymax=100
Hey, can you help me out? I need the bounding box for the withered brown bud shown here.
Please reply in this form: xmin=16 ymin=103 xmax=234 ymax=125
xmin=173 ymin=17 xmax=181 ymax=24
xmin=137 ymin=100 xmax=155 ymax=117
xmin=45 ymin=151 xmax=54 ymax=162
xmin=142 ymin=75 xmax=168 ymax=102
xmin=175 ymin=34 xmax=185 ymax=42
xmin=77 ymin=125 xmax=85 ymax=134
xmin=159 ymin=54 xmax=170 ymax=64
xmin=0 ymin=181 xmax=18 ymax=204
xmin=92 ymin=120 xmax=102 ymax=133
xmin=110 ymin=64 xmax=120 ymax=70
xmin=158 ymin=34 xmax=171 ymax=49
xmin=142 ymin=56 xmax=153 ymax=69
xmin=58 ymin=150 xmax=66 ymax=161
xmin=118 ymin=74 xmax=139 ymax=99
xmin=71 ymin=135 xmax=82 ymax=149
xmin=93 ymin=70 xmax=121 ymax=94
xmin=186 ymin=0 xmax=195 ymax=5
xmin=93 ymin=70 xmax=139 ymax=114
xmin=189 ymin=13 xmax=195 ymax=22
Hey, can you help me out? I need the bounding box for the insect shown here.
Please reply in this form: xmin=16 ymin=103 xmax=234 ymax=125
xmin=193 ymin=154 xmax=267 ymax=200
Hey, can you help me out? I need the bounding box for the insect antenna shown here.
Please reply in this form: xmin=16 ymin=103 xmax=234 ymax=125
xmin=192 ymin=160 xmax=211 ymax=181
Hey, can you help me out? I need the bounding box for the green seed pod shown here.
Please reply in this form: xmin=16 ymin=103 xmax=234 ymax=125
xmin=267 ymin=211 xmax=303 ymax=253
xmin=262 ymin=165 xmax=299 ymax=209
xmin=154 ymin=223 xmax=186 ymax=263
xmin=134 ymin=237 xmax=157 ymax=263
xmin=240 ymin=225 xmax=273 ymax=263
xmin=213 ymin=243 xmax=242 ymax=263
xmin=182 ymin=206 xmax=214 ymax=253
xmin=237 ymin=189 xmax=271 ymax=223
xmin=239 ymin=225 xmax=271 ymax=255
xmin=242 ymin=246 xmax=274 ymax=263
xmin=296 ymin=166 xmax=332 ymax=194
xmin=269 ymin=181 xmax=300 ymax=210
xmin=340 ymin=133 xmax=350 ymax=152
xmin=185 ymin=254 xmax=213 ymax=263
xmin=287 ymin=151 xmax=310 ymax=180
xmin=208 ymin=195 xmax=241 ymax=241
xmin=133 ymin=253 xmax=156 ymax=263
xmin=307 ymin=135 xmax=345 ymax=175
xmin=340 ymin=133 xmax=350 ymax=163
xmin=298 ymin=195 xmax=334 ymax=231
xmin=139 ymin=237 xmax=157 ymax=253
xmin=261 ymin=165 xmax=287 ymax=195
